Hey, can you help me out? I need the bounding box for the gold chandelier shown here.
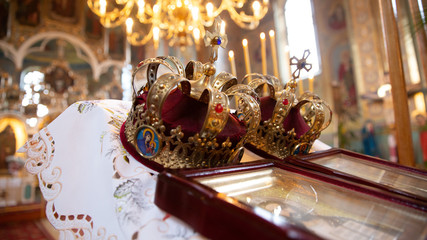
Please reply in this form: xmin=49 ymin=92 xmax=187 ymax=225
xmin=87 ymin=0 xmax=269 ymax=47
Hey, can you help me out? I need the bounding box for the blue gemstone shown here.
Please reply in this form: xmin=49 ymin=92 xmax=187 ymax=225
xmin=216 ymin=37 xmax=222 ymax=45
xmin=301 ymin=62 xmax=306 ymax=68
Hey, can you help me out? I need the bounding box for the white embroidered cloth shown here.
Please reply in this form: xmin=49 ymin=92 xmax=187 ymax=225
xmin=19 ymin=100 xmax=204 ymax=240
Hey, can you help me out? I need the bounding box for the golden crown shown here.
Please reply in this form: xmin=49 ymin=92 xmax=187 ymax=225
xmin=244 ymin=50 xmax=332 ymax=159
xmin=122 ymin=18 xmax=261 ymax=169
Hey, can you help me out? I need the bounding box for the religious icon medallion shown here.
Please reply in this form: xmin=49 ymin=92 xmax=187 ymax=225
xmin=136 ymin=125 xmax=161 ymax=158
xmin=293 ymin=143 xmax=310 ymax=155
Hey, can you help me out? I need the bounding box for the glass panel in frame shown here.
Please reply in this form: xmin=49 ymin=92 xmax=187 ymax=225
xmin=310 ymin=153 xmax=427 ymax=198
xmin=196 ymin=167 xmax=427 ymax=240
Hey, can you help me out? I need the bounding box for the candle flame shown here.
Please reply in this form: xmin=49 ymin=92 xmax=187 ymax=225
xmin=242 ymin=39 xmax=248 ymax=47
xmin=193 ymin=28 xmax=200 ymax=42
xmin=220 ymin=21 xmax=226 ymax=35
xmin=126 ymin=18 xmax=134 ymax=35
xmin=252 ymin=1 xmax=261 ymax=18
xmin=192 ymin=6 xmax=199 ymax=21
xmin=206 ymin=2 xmax=214 ymax=18
xmin=153 ymin=26 xmax=160 ymax=41
xmin=229 ymin=50 xmax=234 ymax=58
xmin=100 ymin=0 xmax=106 ymax=16
xmin=137 ymin=0 xmax=145 ymax=15
xmin=153 ymin=4 xmax=160 ymax=15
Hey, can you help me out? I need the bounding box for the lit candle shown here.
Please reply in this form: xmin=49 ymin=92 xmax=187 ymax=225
xmin=100 ymin=0 xmax=106 ymax=16
xmin=252 ymin=1 xmax=261 ymax=18
xmin=299 ymin=79 xmax=304 ymax=95
xmin=206 ymin=2 xmax=214 ymax=19
xmin=153 ymin=26 xmax=160 ymax=49
xmin=242 ymin=39 xmax=252 ymax=76
xmin=220 ymin=21 xmax=226 ymax=35
xmin=269 ymin=30 xmax=279 ymax=78
xmin=228 ymin=50 xmax=237 ymax=76
xmin=137 ymin=0 xmax=145 ymax=16
xmin=153 ymin=4 xmax=160 ymax=17
xmin=192 ymin=6 xmax=199 ymax=21
xmin=126 ymin=18 xmax=134 ymax=35
xmin=260 ymin=32 xmax=267 ymax=75
xmin=308 ymin=74 xmax=314 ymax=92
xmin=193 ymin=28 xmax=200 ymax=45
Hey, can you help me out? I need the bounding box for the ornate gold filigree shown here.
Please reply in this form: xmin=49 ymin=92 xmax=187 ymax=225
xmin=246 ymin=50 xmax=332 ymax=158
xmin=124 ymin=21 xmax=261 ymax=168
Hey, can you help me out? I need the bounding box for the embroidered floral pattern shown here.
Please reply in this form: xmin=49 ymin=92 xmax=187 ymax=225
xmin=23 ymin=100 xmax=200 ymax=239
xmin=76 ymin=101 xmax=97 ymax=114
xmin=113 ymin=177 xmax=197 ymax=239
xmin=96 ymin=102 xmax=200 ymax=239
xmin=102 ymin=103 xmax=153 ymax=179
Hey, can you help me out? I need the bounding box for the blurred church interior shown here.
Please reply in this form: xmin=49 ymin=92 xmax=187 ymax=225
xmin=0 ymin=0 xmax=426 ymax=238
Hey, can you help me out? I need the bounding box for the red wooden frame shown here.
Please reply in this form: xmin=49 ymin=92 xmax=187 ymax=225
xmin=286 ymin=148 xmax=427 ymax=202
xmin=154 ymin=159 xmax=427 ymax=240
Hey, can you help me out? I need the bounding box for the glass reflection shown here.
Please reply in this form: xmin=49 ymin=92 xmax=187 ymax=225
xmin=197 ymin=167 xmax=427 ymax=240
xmin=311 ymin=153 xmax=427 ymax=198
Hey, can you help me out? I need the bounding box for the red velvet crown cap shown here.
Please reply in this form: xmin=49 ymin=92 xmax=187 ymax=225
xmin=161 ymin=89 xmax=246 ymax=144
xmin=259 ymin=96 xmax=310 ymax=138
xmin=245 ymin=96 xmax=310 ymax=159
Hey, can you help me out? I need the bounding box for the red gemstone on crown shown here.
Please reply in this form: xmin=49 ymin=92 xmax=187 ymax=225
xmin=215 ymin=104 xmax=223 ymax=113
xmin=282 ymin=99 xmax=289 ymax=105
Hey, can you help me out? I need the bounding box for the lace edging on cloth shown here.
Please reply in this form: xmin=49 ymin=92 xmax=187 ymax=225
xmin=21 ymin=127 xmax=117 ymax=240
